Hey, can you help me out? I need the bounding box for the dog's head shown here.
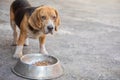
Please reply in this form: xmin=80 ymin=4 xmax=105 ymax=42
xmin=28 ymin=6 xmax=60 ymax=34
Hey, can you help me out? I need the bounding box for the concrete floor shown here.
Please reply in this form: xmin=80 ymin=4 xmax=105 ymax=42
xmin=0 ymin=0 xmax=120 ymax=80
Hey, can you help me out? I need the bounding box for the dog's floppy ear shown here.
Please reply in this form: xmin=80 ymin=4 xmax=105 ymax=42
xmin=28 ymin=8 xmax=42 ymax=29
xmin=54 ymin=9 xmax=60 ymax=31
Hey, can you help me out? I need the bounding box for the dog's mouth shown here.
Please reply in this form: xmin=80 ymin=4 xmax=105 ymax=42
xmin=45 ymin=30 xmax=53 ymax=35
xmin=49 ymin=31 xmax=53 ymax=34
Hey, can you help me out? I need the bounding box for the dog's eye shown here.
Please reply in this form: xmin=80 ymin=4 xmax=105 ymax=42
xmin=41 ymin=16 xmax=46 ymax=20
xmin=52 ymin=16 xmax=56 ymax=20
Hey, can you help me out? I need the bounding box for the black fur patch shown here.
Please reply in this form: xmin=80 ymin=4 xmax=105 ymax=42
xmin=11 ymin=0 xmax=37 ymax=27
xmin=12 ymin=0 xmax=31 ymax=13
xmin=15 ymin=7 xmax=37 ymax=27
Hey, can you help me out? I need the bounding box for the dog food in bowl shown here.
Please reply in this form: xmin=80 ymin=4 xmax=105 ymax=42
xmin=33 ymin=61 xmax=49 ymax=66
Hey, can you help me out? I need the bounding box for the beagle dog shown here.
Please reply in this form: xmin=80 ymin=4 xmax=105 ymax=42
xmin=10 ymin=0 xmax=60 ymax=58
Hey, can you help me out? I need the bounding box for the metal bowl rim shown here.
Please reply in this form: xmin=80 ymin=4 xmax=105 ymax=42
xmin=11 ymin=66 xmax=64 ymax=80
xmin=20 ymin=53 xmax=60 ymax=67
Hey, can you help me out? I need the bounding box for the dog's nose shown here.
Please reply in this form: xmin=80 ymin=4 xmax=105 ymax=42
xmin=47 ymin=26 xmax=53 ymax=31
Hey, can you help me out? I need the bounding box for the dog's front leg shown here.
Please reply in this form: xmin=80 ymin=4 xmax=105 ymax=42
xmin=13 ymin=32 xmax=27 ymax=58
xmin=39 ymin=35 xmax=48 ymax=54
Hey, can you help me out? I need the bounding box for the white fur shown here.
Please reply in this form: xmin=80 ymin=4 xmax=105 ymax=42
xmin=24 ymin=38 xmax=29 ymax=46
xmin=13 ymin=46 xmax=23 ymax=58
xmin=45 ymin=19 xmax=55 ymax=33
xmin=40 ymin=44 xmax=48 ymax=54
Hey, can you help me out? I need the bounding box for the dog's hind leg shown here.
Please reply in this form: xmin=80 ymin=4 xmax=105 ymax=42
xmin=10 ymin=7 xmax=18 ymax=46
xmin=13 ymin=31 xmax=27 ymax=59
xmin=10 ymin=20 xmax=18 ymax=46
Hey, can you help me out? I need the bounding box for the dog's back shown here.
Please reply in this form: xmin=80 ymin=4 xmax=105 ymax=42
xmin=11 ymin=0 xmax=31 ymax=13
xmin=10 ymin=0 xmax=33 ymax=27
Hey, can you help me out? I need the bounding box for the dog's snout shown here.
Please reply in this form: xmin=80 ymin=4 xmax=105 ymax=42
xmin=47 ymin=26 xmax=53 ymax=31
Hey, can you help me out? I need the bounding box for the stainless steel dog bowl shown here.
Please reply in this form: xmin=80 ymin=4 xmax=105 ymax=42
xmin=12 ymin=54 xmax=64 ymax=79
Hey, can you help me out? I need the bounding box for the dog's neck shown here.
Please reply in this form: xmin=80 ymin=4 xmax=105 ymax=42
xmin=28 ymin=23 xmax=41 ymax=34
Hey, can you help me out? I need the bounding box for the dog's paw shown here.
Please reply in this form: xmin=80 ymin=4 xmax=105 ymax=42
xmin=24 ymin=38 xmax=29 ymax=46
xmin=13 ymin=46 xmax=23 ymax=59
xmin=40 ymin=45 xmax=48 ymax=54
xmin=13 ymin=52 xmax=23 ymax=59
xmin=40 ymin=50 xmax=48 ymax=54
